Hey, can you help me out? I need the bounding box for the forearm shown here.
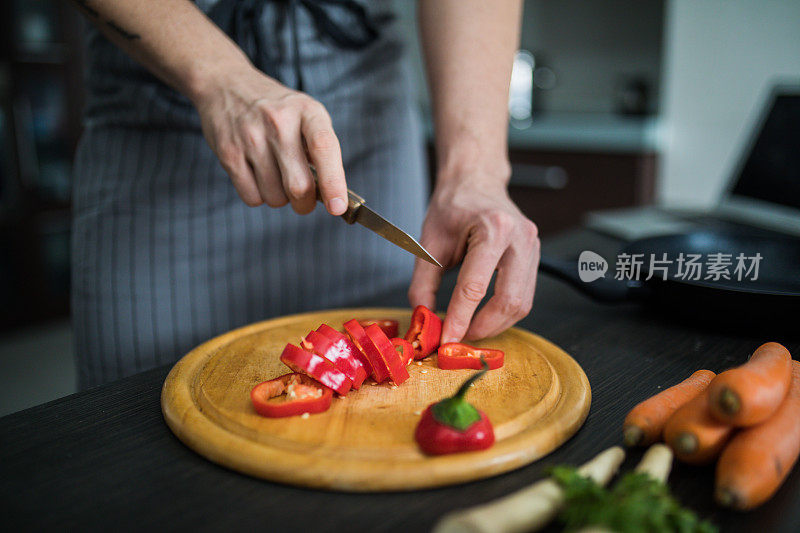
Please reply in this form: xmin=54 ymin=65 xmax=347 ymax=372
xmin=68 ymin=0 xmax=349 ymax=215
xmin=418 ymin=0 xmax=523 ymax=185
xmin=68 ymin=0 xmax=254 ymax=103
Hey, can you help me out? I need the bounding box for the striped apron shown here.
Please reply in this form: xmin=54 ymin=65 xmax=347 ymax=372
xmin=71 ymin=0 xmax=427 ymax=389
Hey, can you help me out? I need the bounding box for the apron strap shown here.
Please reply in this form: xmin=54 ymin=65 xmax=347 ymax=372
xmin=207 ymin=0 xmax=380 ymax=91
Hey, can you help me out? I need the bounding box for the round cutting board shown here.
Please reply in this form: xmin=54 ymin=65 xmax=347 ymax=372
xmin=161 ymin=308 xmax=590 ymax=491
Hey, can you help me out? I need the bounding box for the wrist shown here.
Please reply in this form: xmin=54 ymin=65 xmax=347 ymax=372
xmin=184 ymin=53 xmax=260 ymax=107
xmin=435 ymin=146 xmax=511 ymax=192
xmin=434 ymin=127 xmax=511 ymax=189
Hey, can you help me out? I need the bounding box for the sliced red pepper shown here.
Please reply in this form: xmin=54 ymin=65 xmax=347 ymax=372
xmin=251 ymin=372 xmax=332 ymax=418
xmin=316 ymin=324 xmax=374 ymax=378
xmin=391 ymin=338 xmax=415 ymax=366
xmin=343 ymin=319 xmax=390 ymax=383
xmin=364 ymin=324 xmax=409 ymax=385
xmin=280 ymin=343 xmax=352 ymax=396
xmin=437 ymin=343 xmax=505 ymax=371
xmin=415 ymin=362 xmax=494 ymax=455
xmin=357 ymin=319 xmax=399 ymax=339
xmin=404 ymin=305 xmax=443 ymax=359
xmin=302 ymin=329 xmax=367 ymax=389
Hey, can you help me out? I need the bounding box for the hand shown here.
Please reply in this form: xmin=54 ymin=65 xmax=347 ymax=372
xmin=192 ymin=65 xmax=347 ymax=215
xmin=408 ymin=169 xmax=540 ymax=343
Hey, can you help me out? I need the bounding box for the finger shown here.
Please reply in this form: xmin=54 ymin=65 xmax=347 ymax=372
xmin=441 ymin=237 xmax=507 ymax=343
xmin=301 ymin=106 xmax=347 ymax=216
xmin=243 ymin=127 xmax=289 ymax=208
xmin=465 ymin=242 xmax=536 ymax=340
xmin=255 ymin=153 xmax=289 ymax=208
xmin=408 ymin=239 xmax=452 ymax=311
xmin=269 ymin=113 xmax=317 ymax=215
xmin=219 ymin=145 xmax=262 ymax=207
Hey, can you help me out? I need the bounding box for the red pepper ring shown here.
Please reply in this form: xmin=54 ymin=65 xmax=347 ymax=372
xmin=302 ymin=329 xmax=367 ymax=389
xmin=391 ymin=338 xmax=415 ymax=366
xmin=280 ymin=343 xmax=352 ymax=396
xmin=357 ymin=319 xmax=399 ymax=339
xmin=251 ymin=373 xmax=333 ymax=418
xmin=404 ymin=305 xmax=442 ymax=359
xmin=343 ymin=319 xmax=390 ymax=383
xmin=316 ymin=324 xmax=374 ymax=379
xmin=364 ymin=324 xmax=410 ymax=385
xmin=437 ymin=343 xmax=505 ymax=371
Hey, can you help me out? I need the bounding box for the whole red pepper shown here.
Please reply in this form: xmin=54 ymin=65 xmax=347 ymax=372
xmin=404 ymin=305 xmax=442 ymax=359
xmin=357 ymin=319 xmax=399 ymax=339
xmin=414 ymin=361 xmax=494 ymax=455
xmin=280 ymin=343 xmax=352 ymax=396
xmin=437 ymin=342 xmax=505 ymax=371
xmin=391 ymin=338 xmax=415 ymax=366
xmin=251 ymin=372 xmax=332 ymax=418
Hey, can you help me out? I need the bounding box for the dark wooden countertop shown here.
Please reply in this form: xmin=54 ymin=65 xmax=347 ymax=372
xmin=2 ymin=229 xmax=798 ymax=532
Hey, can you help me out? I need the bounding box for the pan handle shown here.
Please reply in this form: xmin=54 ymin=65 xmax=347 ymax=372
xmin=538 ymin=254 xmax=647 ymax=303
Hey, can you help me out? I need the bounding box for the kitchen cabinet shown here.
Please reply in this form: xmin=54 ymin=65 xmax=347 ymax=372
xmin=508 ymin=147 xmax=656 ymax=236
xmin=0 ymin=2 xmax=84 ymax=330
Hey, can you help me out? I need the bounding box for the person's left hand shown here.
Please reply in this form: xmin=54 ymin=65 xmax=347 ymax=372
xmin=408 ymin=166 xmax=540 ymax=343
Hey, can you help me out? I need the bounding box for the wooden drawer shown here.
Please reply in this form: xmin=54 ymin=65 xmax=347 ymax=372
xmin=428 ymin=146 xmax=657 ymax=237
xmin=506 ymin=149 xmax=655 ymax=236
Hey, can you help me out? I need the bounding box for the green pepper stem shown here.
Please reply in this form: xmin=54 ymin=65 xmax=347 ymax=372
xmin=430 ymin=357 xmax=489 ymax=431
xmin=453 ymin=357 xmax=489 ymax=400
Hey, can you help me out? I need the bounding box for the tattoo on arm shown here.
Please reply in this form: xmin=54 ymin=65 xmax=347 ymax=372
xmin=71 ymin=0 xmax=99 ymax=19
xmin=106 ymin=20 xmax=141 ymax=41
xmin=69 ymin=0 xmax=142 ymax=41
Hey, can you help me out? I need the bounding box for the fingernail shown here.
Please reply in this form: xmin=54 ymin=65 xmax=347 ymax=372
xmin=440 ymin=331 xmax=459 ymax=344
xmin=329 ymin=197 xmax=346 ymax=215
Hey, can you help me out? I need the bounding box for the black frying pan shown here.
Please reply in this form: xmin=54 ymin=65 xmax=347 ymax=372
xmin=539 ymin=229 xmax=800 ymax=329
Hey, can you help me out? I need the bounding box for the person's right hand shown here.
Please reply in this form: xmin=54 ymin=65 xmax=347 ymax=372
xmin=192 ymin=66 xmax=348 ymax=215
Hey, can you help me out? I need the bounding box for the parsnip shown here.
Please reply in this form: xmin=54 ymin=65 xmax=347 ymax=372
xmin=433 ymin=446 xmax=626 ymax=533
xmin=634 ymin=444 xmax=673 ymax=482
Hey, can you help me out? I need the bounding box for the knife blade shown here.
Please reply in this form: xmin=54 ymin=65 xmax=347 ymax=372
xmin=353 ymin=198 xmax=442 ymax=268
xmin=309 ymin=165 xmax=442 ymax=267
xmin=327 ymin=188 xmax=442 ymax=268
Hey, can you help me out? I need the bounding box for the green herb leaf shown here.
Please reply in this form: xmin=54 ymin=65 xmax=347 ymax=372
xmin=549 ymin=466 xmax=717 ymax=533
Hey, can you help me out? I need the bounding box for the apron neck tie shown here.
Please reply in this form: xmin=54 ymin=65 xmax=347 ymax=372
xmin=207 ymin=0 xmax=380 ymax=92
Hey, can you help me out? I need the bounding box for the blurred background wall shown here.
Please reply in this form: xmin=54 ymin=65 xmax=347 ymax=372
xmin=659 ymin=0 xmax=800 ymax=207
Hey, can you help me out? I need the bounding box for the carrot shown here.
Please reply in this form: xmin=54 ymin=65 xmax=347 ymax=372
xmin=715 ymin=360 xmax=800 ymax=510
xmin=663 ymin=389 xmax=734 ymax=464
xmin=707 ymin=342 xmax=792 ymax=426
xmin=623 ymin=369 xmax=716 ymax=447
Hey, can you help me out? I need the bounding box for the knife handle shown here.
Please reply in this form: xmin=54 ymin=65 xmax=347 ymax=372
xmin=310 ymin=166 xmax=365 ymax=224
xmin=340 ymin=189 xmax=365 ymax=224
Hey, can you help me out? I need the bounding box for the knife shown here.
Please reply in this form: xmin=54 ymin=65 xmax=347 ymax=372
xmin=333 ymin=188 xmax=442 ymax=267
xmin=311 ymin=172 xmax=442 ymax=267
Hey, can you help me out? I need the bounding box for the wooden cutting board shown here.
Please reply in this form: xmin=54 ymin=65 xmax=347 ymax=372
xmin=161 ymin=308 xmax=591 ymax=491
